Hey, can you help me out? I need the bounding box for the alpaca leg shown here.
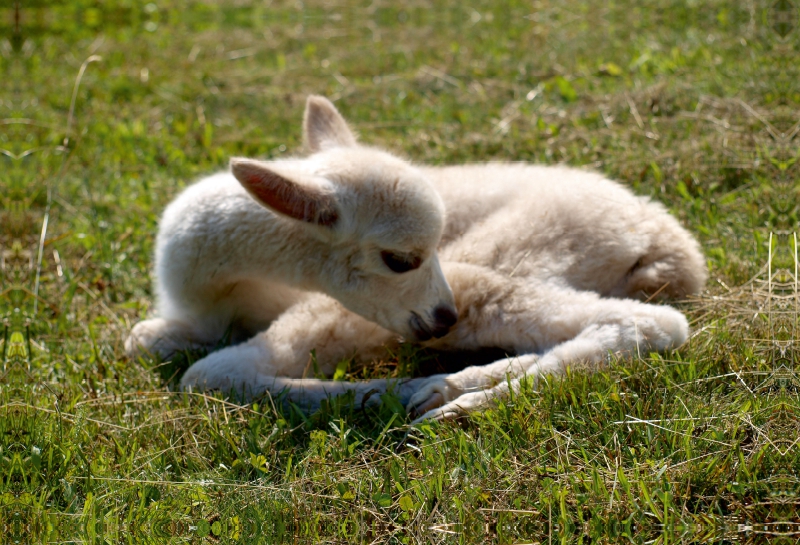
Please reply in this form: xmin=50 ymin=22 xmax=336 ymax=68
xmin=408 ymin=279 xmax=689 ymax=420
xmin=178 ymin=293 xmax=422 ymax=407
xmin=125 ymin=317 xmax=223 ymax=360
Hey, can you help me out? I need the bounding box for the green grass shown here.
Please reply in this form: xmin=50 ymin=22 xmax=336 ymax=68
xmin=1 ymin=0 xmax=798 ymax=543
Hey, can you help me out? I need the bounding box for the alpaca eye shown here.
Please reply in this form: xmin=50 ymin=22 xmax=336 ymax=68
xmin=381 ymin=251 xmax=421 ymax=273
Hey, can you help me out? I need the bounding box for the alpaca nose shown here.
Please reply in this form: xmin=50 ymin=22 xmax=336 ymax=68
xmin=430 ymin=305 xmax=458 ymax=338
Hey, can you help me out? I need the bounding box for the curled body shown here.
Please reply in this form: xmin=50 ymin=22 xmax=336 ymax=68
xmin=126 ymin=96 xmax=706 ymax=421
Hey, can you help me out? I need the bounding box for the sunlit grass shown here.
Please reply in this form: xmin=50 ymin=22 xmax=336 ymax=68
xmin=1 ymin=0 xmax=797 ymax=543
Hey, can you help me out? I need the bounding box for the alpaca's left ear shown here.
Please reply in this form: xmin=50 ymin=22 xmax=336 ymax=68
xmin=303 ymin=95 xmax=357 ymax=152
xmin=231 ymin=158 xmax=339 ymax=227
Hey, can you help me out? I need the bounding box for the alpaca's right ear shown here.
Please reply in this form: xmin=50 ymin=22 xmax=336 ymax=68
xmin=231 ymin=158 xmax=339 ymax=227
xmin=303 ymin=95 xmax=357 ymax=152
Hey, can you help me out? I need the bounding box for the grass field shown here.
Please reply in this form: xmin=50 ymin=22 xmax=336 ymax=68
xmin=2 ymin=0 xmax=798 ymax=543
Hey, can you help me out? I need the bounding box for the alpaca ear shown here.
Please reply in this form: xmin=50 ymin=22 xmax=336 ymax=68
xmin=303 ymin=95 xmax=357 ymax=152
xmin=231 ymin=158 xmax=339 ymax=227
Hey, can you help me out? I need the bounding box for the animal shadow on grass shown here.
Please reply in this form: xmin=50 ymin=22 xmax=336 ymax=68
xmin=145 ymin=340 xmax=512 ymax=422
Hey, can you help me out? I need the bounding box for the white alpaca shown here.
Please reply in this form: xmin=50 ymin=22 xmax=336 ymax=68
xmin=126 ymin=96 xmax=706 ymax=421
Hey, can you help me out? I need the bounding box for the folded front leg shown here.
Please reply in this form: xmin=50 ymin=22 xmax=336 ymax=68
xmin=125 ymin=317 xmax=222 ymax=360
xmin=179 ymin=293 xmax=407 ymax=406
xmin=408 ymin=269 xmax=690 ymax=419
xmin=411 ymin=310 xmax=688 ymax=422
xmin=407 ymin=354 xmax=535 ymax=417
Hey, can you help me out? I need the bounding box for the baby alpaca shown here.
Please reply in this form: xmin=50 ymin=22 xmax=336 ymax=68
xmin=126 ymin=95 xmax=706 ymax=421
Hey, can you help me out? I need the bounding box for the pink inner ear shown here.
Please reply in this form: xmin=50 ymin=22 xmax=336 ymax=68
xmin=242 ymin=170 xmax=338 ymax=227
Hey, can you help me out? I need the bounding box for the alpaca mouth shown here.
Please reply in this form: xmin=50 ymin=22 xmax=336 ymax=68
xmin=409 ymin=312 xmax=434 ymax=341
xmin=409 ymin=306 xmax=457 ymax=342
